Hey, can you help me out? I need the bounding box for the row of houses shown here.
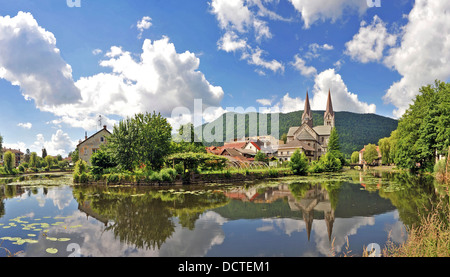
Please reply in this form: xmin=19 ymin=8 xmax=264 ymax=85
xmin=0 ymin=148 xmax=24 ymax=167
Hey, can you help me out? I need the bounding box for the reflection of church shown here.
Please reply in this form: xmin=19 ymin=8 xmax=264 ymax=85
xmin=225 ymin=183 xmax=335 ymax=241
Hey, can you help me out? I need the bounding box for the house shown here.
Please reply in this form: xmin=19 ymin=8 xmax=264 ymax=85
xmin=277 ymin=90 xmax=335 ymax=162
xmin=359 ymin=145 xmax=382 ymax=165
xmin=1 ymin=147 xmax=24 ymax=167
xmin=77 ymin=125 xmax=111 ymax=165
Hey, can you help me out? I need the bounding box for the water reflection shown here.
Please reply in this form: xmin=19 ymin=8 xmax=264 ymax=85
xmin=0 ymin=171 xmax=448 ymax=257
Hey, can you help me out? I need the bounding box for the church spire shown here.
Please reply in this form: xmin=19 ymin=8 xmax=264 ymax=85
xmin=302 ymin=91 xmax=313 ymax=128
xmin=324 ymin=89 xmax=335 ymax=127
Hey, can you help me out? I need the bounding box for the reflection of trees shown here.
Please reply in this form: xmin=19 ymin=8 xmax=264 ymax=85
xmin=378 ymin=172 xmax=449 ymax=228
xmin=72 ymin=186 xmax=229 ymax=251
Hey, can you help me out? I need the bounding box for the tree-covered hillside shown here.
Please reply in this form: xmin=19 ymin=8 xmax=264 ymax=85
xmin=197 ymin=110 xmax=398 ymax=157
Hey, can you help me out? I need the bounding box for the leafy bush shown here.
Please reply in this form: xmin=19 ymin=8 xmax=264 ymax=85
xmin=289 ymin=149 xmax=309 ymax=175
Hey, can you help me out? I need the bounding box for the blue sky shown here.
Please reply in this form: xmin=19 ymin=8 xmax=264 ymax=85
xmin=0 ymin=0 xmax=449 ymax=157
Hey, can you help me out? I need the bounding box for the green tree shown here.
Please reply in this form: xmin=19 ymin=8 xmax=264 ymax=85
xmin=289 ymin=149 xmax=308 ymax=175
xmin=90 ymin=149 xmax=117 ymax=175
xmin=255 ymin=151 xmax=268 ymax=163
xmin=328 ymin=128 xmax=340 ymax=152
xmin=42 ymin=148 xmax=47 ymax=159
xmin=45 ymin=155 xmax=54 ymax=169
xmin=378 ymin=137 xmax=391 ymax=165
xmin=171 ymin=123 xmax=206 ymax=154
xmin=281 ymin=133 xmax=287 ymax=144
xmin=351 ymin=151 xmax=360 ymax=164
xmin=107 ymin=112 xmax=172 ymax=171
xmin=24 ymin=149 xmax=31 ymax=163
xmin=0 ymin=134 xmax=3 ymax=157
xmin=3 ymin=151 xmax=15 ymax=173
xmin=363 ymin=144 xmax=378 ymax=165
xmin=394 ymin=81 xmax=450 ymax=171
xmin=29 ymin=152 xmax=38 ymax=168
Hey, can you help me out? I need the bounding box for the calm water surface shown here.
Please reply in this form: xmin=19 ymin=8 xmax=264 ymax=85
xmin=0 ymin=171 xmax=445 ymax=257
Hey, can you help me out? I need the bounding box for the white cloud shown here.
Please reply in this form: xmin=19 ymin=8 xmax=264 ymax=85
xmin=246 ymin=47 xmax=284 ymax=73
xmin=17 ymin=122 xmax=32 ymax=129
xmin=0 ymin=12 xmax=81 ymax=109
xmin=137 ymin=16 xmax=152 ymax=39
xmin=311 ymin=68 xmax=376 ymax=114
xmin=289 ymin=0 xmax=368 ymax=29
xmin=31 ymin=130 xmax=77 ymax=157
xmin=345 ymin=15 xmax=397 ymax=63
xmin=0 ymin=12 xmax=224 ymax=131
xmin=256 ymin=98 xmax=273 ymax=106
xmin=217 ymin=31 xmax=248 ymax=52
xmin=211 ymin=0 xmax=284 ymax=74
xmin=383 ymin=0 xmax=450 ymax=118
xmin=291 ymin=54 xmax=317 ymax=77
xmin=264 ymin=92 xmax=305 ymax=114
xmin=92 ymin=48 xmax=102 ymax=55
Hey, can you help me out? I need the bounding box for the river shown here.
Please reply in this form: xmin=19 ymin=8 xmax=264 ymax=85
xmin=0 ymin=170 xmax=447 ymax=257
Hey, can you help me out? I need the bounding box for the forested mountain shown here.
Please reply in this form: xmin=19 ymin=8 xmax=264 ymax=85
xmin=197 ymin=110 xmax=398 ymax=157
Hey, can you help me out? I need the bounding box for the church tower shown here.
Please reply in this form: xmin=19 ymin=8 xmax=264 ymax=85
xmin=324 ymin=89 xmax=335 ymax=128
xmin=302 ymin=91 xmax=313 ymax=128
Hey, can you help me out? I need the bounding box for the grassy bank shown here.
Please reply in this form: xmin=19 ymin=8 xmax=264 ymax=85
xmin=382 ymin=200 xmax=450 ymax=257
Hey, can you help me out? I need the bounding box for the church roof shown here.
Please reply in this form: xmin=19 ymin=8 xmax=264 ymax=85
xmin=296 ymin=130 xmax=317 ymax=141
xmin=278 ymin=139 xmax=315 ymax=151
xmin=325 ymin=89 xmax=334 ymax=117
xmin=313 ymin=125 xmax=332 ymax=136
xmin=287 ymin=126 xmax=300 ymax=137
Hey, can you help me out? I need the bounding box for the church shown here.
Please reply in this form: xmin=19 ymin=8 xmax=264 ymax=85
xmin=276 ymin=90 xmax=335 ymax=162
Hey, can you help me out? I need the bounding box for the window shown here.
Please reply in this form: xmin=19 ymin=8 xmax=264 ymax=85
xmin=100 ymin=137 xmax=104 ymax=142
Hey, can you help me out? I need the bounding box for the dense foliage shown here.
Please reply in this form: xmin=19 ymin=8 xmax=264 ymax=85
xmin=106 ymin=112 xmax=172 ymax=171
xmin=289 ymin=149 xmax=308 ymax=175
xmin=383 ymin=81 xmax=450 ymax=171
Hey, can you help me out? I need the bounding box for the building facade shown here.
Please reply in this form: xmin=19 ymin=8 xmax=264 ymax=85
xmin=277 ymin=90 xmax=335 ymax=162
xmin=77 ymin=126 xmax=111 ymax=165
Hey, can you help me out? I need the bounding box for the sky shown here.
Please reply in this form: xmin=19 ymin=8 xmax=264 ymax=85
xmin=0 ymin=0 xmax=449 ymax=157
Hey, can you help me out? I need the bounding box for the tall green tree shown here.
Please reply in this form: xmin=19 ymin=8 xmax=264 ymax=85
xmin=3 ymin=151 xmax=15 ymax=173
xmin=378 ymin=137 xmax=391 ymax=165
xmin=289 ymin=149 xmax=308 ymax=175
xmin=328 ymin=127 xmax=346 ymax=166
xmin=107 ymin=112 xmax=172 ymax=171
xmin=351 ymin=151 xmax=360 ymax=164
xmin=0 ymin=134 xmax=3 ymax=157
xmin=363 ymin=144 xmax=378 ymax=164
xmin=29 ymin=152 xmax=38 ymax=168
xmin=394 ymin=81 xmax=450 ymax=171
xmin=42 ymin=148 xmax=47 ymax=159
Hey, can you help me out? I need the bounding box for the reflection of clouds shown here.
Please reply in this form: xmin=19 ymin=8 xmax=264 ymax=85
xmin=385 ymin=211 xmax=407 ymax=244
xmin=315 ymin=217 xmax=375 ymax=256
xmin=44 ymin=187 xmax=73 ymax=210
xmin=260 ymin=218 xmax=306 ymax=236
xmin=25 ymin=210 xmax=228 ymax=257
xmin=158 ymin=211 xmax=227 ymax=257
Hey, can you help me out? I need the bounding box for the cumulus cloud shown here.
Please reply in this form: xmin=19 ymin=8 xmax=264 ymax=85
xmin=31 ymin=130 xmax=78 ymax=156
xmin=383 ymin=0 xmax=450 ymax=118
xmin=217 ymin=31 xmax=248 ymax=52
xmin=311 ymin=68 xmax=376 ymax=114
xmin=0 ymin=12 xmax=224 ymax=131
xmin=262 ymin=68 xmax=376 ymax=115
xmin=345 ymin=15 xmax=397 ymax=63
xmin=289 ymin=0 xmax=368 ymax=29
xmin=45 ymin=37 xmax=224 ymax=130
xmin=0 ymin=12 xmax=81 ymax=109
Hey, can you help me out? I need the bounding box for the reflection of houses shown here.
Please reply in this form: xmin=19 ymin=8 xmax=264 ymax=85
xmin=225 ymin=184 xmax=335 ymax=241
xmin=77 ymin=126 xmax=111 ymax=166
xmin=1 ymin=147 xmax=24 ymax=167
xmin=359 ymin=145 xmax=382 ymax=166
xmin=78 ymin=200 xmax=109 ymax=226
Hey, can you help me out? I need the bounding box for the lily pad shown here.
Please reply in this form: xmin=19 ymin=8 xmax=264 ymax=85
xmin=46 ymin=248 xmax=58 ymax=254
xmin=57 ymin=238 xmax=71 ymax=242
